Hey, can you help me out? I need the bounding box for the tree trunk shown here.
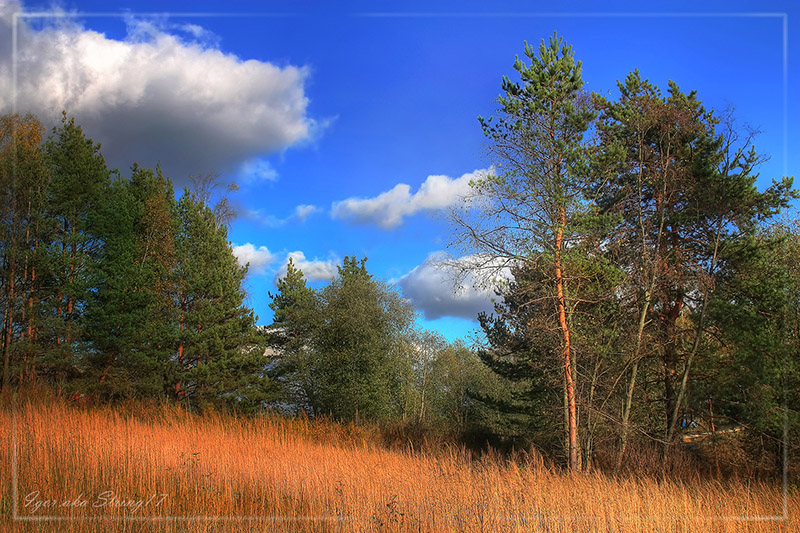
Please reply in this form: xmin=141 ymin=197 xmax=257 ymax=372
xmin=584 ymin=356 xmax=600 ymax=472
xmin=178 ymin=295 xmax=186 ymax=364
xmin=2 ymin=255 xmax=15 ymax=394
xmin=663 ymin=320 xmax=679 ymax=437
xmin=555 ymin=209 xmax=579 ymax=472
xmin=666 ymin=220 xmax=723 ymax=444
xmin=65 ymin=218 xmax=76 ymax=346
xmin=617 ymin=281 xmax=657 ymax=472
xmin=617 ymin=359 xmax=639 ymax=472
xmin=2 ymin=208 xmax=18 ymax=395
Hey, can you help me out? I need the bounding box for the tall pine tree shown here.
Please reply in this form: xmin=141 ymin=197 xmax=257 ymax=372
xmin=0 ymin=114 xmax=49 ymax=393
xmin=267 ymin=257 xmax=319 ymax=412
xmin=452 ymin=34 xmax=603 ymax=470
xmin=595 ymin=73 xmax=796 ymax=460
xmin=83 ymin=165 xmax=178 ymax=400
xmin=42 ymin=113 xmax=111 ymax=380
xmin=174 ymin=189 xmax=269 ymax=412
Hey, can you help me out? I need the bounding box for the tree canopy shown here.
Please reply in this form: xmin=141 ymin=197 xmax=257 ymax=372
xmin=452 ymin=33 xmax=797 ymax=472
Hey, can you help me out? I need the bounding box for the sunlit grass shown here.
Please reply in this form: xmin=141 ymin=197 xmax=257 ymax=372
xmin=0 ymin=393 xmax=796 ymax=532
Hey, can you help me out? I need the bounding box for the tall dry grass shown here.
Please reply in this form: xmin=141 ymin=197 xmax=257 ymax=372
xmin=0 ymin=392 xmax=796 ymax=532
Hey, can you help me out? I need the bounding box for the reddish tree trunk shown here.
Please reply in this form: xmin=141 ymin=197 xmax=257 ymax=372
xmin=555 ymin=208 xmax=579 ymax=472
xmin=2 ymin=254 xmax=15 ymax=393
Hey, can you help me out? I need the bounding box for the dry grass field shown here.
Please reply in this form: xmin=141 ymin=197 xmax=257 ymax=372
xmin=0 ymin=393 xmax=796 ymax=532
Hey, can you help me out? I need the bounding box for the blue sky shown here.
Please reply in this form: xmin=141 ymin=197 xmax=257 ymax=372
xmin=2 ymin=0 xmax=797 ymax=342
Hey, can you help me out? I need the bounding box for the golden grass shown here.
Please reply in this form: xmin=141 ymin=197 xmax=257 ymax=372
xmin=0 ymin=394 xmax=796 ymax=532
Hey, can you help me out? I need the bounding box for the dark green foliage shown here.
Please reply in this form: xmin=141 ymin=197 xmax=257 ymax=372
xmin=0 ymin=44 xmax=796 ymax=480
xmin=1 ymin=112 xmax=269 ymax=410
xmin=472 ymin=32 xmax=597 ymax=255
xmin=472 ymin=264 xmax=564 ymax=453
xmin=456 ymin=37 xmax=797 ymax=473
xmin=267 ymin=257 xmax=320 ymax=410
xmin=459 ymin=34 xmax=622 ymax=469
xmin=174 ymin=190 xmax=270 ymax=412
xmin=700 ymin=224 xmax=800 ymax=469
xmin=313 ymin=256 xmax=415 ymax=421
xmin=39 ymin=113 xmax=112 ymax=380
xmin=267 ymin=256 xmax=416 ymax=422
xmin=594 ymin=69 xmax=796 ymax=446
xmin=82 ymin=165 xmax=178 ymax=400
xmin=268 ymin=257 xmax=318 ymax=357
xmin=1 ymin=114 xmax=50 ymax=392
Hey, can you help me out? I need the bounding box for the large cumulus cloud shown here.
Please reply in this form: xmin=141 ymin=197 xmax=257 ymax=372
xmin=1 ymin=4 xmax=317 ymax=183
xmin=397 ymin=252 xmax=512 ymax=321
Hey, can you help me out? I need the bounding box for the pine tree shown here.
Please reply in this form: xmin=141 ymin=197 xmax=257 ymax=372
xmin=41 ymin=113 xmax=111 ymax=380
xmin=84 ymin=165 xmax=178 ymax=400
xmin=267 ymin=257 xmax=319 ymax=411
xmin=595 ymin=73 xmax=796 ymax=458
xmin=473 ymin=263 xmax=567 ymax=455
xmin=452 ymin=34 xmax=601 ymax=470
xmin=0 ymin=114 xmax=49 ymax=393
xmin=698 ymin=222 xmax=799 ymax=473
xmin=174 ymin=189 xmax=269 ymax=412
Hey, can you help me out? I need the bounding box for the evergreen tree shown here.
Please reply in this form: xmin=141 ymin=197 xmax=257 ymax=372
xmin=41 ymin=113 xmax=111 ymax=380
xmin=267 ymin=257 xmax=319 ymax=412
xmin=472 ymin=263 xmax=565 ymax=455
xmin=0 ymin=114 xmax=49 ymax=393
xmin=451 ymin=34 xmax=606 ymax=470
xmin=83 ymin=165 xmax=178 ymax=400
xmin=307 ymin=256 xmax=415 ymax=421
xmin=595 ymin=73 xmax=796 ymax=459
xmin=174 ymin=189 xmax=269 ymax=412
xmin=699 ymin=222 xmax=800 ymax=473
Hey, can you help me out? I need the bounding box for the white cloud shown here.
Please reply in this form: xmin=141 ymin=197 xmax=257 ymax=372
xmin=397 ymin=252 xmax=513 ymax=321
xmin=331 ymin=169 xmax=490 ymax=229
xmin=294 ymin=204 xmax=318 ymax=222
xmin=244 ymin=204 xmax=319 ymax=227
xmin=0 ymin=6 xmax=318 ymax=184
xmin=232 ymin=243 xmax=276 ymax=275
xmin=276 ymin=251 xmax=339 ymax=282
xmin=241 ymin=209 xmax=284 ymax=228
xmin=238 ymin=158 xmax=279 ymax=183
xmin=174 ymin=23 xmax=221 ymax=48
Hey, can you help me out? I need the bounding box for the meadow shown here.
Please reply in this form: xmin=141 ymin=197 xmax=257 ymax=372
xmin=1 ymin=393 xmax=796 ymax=532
